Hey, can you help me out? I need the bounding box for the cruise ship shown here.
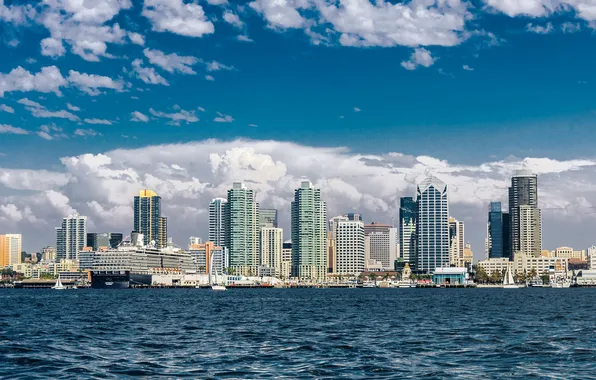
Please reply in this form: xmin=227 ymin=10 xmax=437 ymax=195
xmin=82 ymin=235 xmax=194 ymax=289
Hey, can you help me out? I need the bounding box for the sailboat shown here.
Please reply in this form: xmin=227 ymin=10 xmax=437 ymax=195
xmin=209 ymin=253 xmax=227 ymax=291
xmin=52 ymin=276 xmax=66 ymax=290
xmin=502 ymin=267 xmax=519 ymax=289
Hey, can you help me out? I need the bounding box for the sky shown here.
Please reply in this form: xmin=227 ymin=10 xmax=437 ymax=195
xmin=2 ymin=0 xmax=596 ymax=258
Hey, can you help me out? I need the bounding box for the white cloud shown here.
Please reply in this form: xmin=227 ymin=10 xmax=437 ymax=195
xmin=401 ymin=48 xmax=436 ymax=70
xmin=67 ymin=70 xmax=124 ymax=95
xmin=40 ymin=37 xmax=66 ymax=57
xmin=0 ymin=104 xmax=14 ymax=113
xmin=4 ymin=139 xmax=596 ymax=255
xmin=207 ymin=0 xmax=228 ymax=4
xmin=142 ymin=0 xmax=215 ymax=37
xmin=526 ymin=22 xmax=554 ymax=34
xmin=561 ymin=22 xmax=581 ymax=33
xmin=484 ymin=0 xmax=557 ymax=17
xmin=84 ymin=118 xmax=112 ymax=125
xmin=66 ymin=103 xmax=80 ymax=112
xmin=237 ymin=35 xmax=254 ymax=42
xmin=0 ymin=125 xmax=28 ymax=135
xmin=18 ymin=98 xmax=79 ymax=121
xmin=205 ymin=75 xmax=215 ymax=81
xmin=0 ymin=2 xmax=36 ymax=25
xmin=223 ymin=11 xmax=243 ymax=28
xmin=128 ymin=32 xmax=145 ymax=45
xmin=249 ymin=0 xmax=308 ymax=29
xmin=149 ymin=108 xmax=199 ymax=125
xmin=463 ymin=64 xmax=474 ymax=71
xmin=131 ymin=111 xmax=149 ymax=122
xmin=213 ymin=112 xmax=234 ymax=123
xmin=37 ymin=124 xmax=68 ymax=140
xmin=74 ymin=128 xmax=100 ymax=137
xmin=353 ymin=107 xmax=361 ymax=112
xmin=206 ymin=60 xmax=234 ymax=72
xmin=249 ymin=123 xmax=258 ymax=127
xmin=198 ymin=107 xmax=206 ymax=112
xmin=0 ymin=66 xmax=67 ymax=97
xmin=143 ymin=48 xmax=198 ymax=74
xmin=132 ymin=59 xmax=169 ymax=86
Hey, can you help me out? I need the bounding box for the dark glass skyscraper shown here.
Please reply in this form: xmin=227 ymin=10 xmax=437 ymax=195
xmin=487 ymin=202 xmax=505 ymax=258
xmin=87 ymin=232 xmax=123 ymax=250
xmin=133 ymin=190 xmax=164 ymax=248
xmin=399 ymin=197 xmax=417 ymax=267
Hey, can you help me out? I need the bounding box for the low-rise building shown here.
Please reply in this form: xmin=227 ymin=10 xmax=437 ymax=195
xmin=432 ymin=267 xmax=468 ymax=285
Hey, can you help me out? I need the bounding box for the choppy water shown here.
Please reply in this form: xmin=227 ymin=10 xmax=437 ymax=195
xmin=1 ymin=288 xmax=596 ymax=379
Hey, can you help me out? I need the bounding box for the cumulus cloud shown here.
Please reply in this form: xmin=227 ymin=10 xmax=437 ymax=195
xmin=131 ymin=111 xmax=149 ymax=122
xmin=206 ymin=60 xmax=235 ymax=72
xmin=67 ymin=70 xmax=124 ymax=95
xmin=37 ymin=124 xmax=68 ymax=140
xmin=0 ymin=125 xmax=29 ymax=135
xmin=40 ymin=37 xmax=66 ymax=57
xmin=74 ymin=128 xmax=100 ymax=137
xmin=401 ymin=48 xmax=436 ymax=70
xmin=149 ymin=108 xmax=199 ymax=125
xmin=0 ymin=1 xmax=36 ymax=25
xmin=66 ymin=103 xmax=80 ymax=111
xmin=527 ymin=22 xmax=554 ymax=34
xmin=205 ymin=75 xmax=215 ymax=81
xmin=561 ymin=22 xmax=581 ymax=33
xmin=132 ymin=59 xmax=169 ymax=85
xmin=142 ymin=0 xmax=214 ymax=37
xmin=223 ymin=11 xmax=243 ymax=28
xmin=143 ymin=48 xmax=198 ymax=74
xmin=213 ymin=112 xmax=234 ymax=123
xmin=84 ymin=118 xmax=112 ymax=125
xmin=0 ymin=66 xmax=67 ymax=97
xmin=3 ymin=139 xmax=596 ymax=255
xmin=0 ymin=104 xmax=14 ymax=113
xmin=237 ymin=35 xmax=254 ymax=42
xmin=17 ymin=98 xmax=79 ymax=121
xmin=463 ymin=64 xmax=474 ymax=71
xmin=128 ymin=31 xmax=145 ymax=45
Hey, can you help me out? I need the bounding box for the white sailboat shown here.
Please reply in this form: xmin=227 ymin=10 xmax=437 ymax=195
xmin=52 ymin=276 xmax=66 ymax=290
xmin=502 ymin=267 xmax=519 ymax=289
xmin=209 ymin=253 xmax=227 ymax=291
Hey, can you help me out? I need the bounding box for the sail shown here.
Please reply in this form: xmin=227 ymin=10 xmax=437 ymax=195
xmin=508 ymin=267 xmax=515 ymax=285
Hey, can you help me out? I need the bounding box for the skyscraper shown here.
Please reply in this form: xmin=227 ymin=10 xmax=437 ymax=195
xmin=399 ymin=197 xmax=417 ymax=266
xmin=335 ymin=220 xmax=365 ymax=275
xmin=364 ymin=223 xmax=397 ymax=270
xmin=509 ymin=170 xmax=540 ymax=258
xmin=416 ymin=176 xmax=449 ymax=273
xmin=448 ymin=217 xmax=464 ymax=267
xmin=224 ymin=182 xmax=259 ymax=276
xmin=158 ymin=217 xmax=168 ymax=248
xmin=291 ymin=180 xmax=327 ymax=281
xmin=344 ymin=213 xmax=363 ymax=221
xmin=86 ymin=232 xmax=123 ymax=251
xmin=260 ymin=227 xmax=283 ymax=276
xmin=133 ymin=190 xmax=165 ymax=248
xmin=0 ymin=234 xmax=22 ymax=267
xmin=486 ymin=202 xmax=510 ymax=259
xmin=209 ymin=198 xmax=227 ymax=247
xmin=56 ymin=215 xmax=87 ymax=261
xmin=519 ymin=205 xmax=542 ymax=256
xmin=259 ymin=209 xmax=278 ymax=228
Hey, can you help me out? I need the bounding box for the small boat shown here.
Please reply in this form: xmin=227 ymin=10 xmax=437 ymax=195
xmin=211 ymin=284 xmax=227 ymax=291
xmin=52 ymin=276 xmax=66 ymax=290
xmin=362 ymin=281 xmax=376 ymax=288
xmin=503 ymin=267 xmax=519 ymax=289
xmin=209 ymin=252 xmax=227 ymax=291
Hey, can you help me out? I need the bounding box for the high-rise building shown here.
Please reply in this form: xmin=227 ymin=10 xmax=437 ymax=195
xmin=486 ymin=202 xmax=510 ymax=259
xmin=364 ymin=223 xmax=397 ymax=270
xmin=209 ymin=198 xmax=227 ymax=247
xmin=291 ymin=180 xmax=327 ymax=281
xmin=281 ymin=242 xmax=292 ymax=279
xmin=399 ymin=197 xmax=417 ymax=266
xmin=86 ymin=233 xmax=123 ymax=251
xmin=0 ymin=234 xmax=22 ymax=267
xmin=133 ymin=190 xmax=166 ymax=248
xmin=449 ymin=217 xmax=464 ymax=267
xmin=344 ymin=213 xmax=363 ymax=222
xmin=327 ymin=232 xmax=336 ymax=274
xmin=259 ymin=209 xmax=278 ymax=228
xmin=335 ymin=220 xmax=365 ymax=276
xmin=41 ymin=246 xmax=56 ymax=262
xmin=260 ymin=227 xmax=283 ymax=276
xmin=519 ymin=205 xmax=542 ymax=256
xmin=417 ymin=176 xmax=449 ymax=273
xmin=509 ymin=170 xmax=539 ymax=258
xmin=158 ymin=217 xmax=168 ymax=249
xmin=224 ymin=182 xmax=259 ymax=276
xmin=56 ymin=215 xmax=87 ymax=261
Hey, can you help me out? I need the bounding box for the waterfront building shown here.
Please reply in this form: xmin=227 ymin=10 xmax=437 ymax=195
xmin=399 ymin=197 xmax=417 ymax=266
xmin=588 ymin=246 xmax=596 ymax=270
xmin=552 ymin=247 xmax=586 ymax=261
xmin=40 ymin=246 xmax=56 ymax=262
xmin=224 ymin=182 xmax=260 ymax=276
xmin=158 ymin=217 xmax=168 ymax=249
xmin=509 ymin=170 xmax=540 ymax=258
xmin=208 ymin=198 xmax=227 ymax=247
xmin=0 ymin=234 xmax=22 ymax=267
xmin=335 ymin=220 xmax=365 ymax=276
xmin=291 ymin=180 xmax=327 ymax=281
xmin=281 ymin=242 xmax=292 ymax=279
xmin=133 ymin=190 xmax=167 ymax=248
xmin=259 ymin=209 xmax=278 ymax=228
xmin=519 ymin=205 xmax=542 ymax=256
xmin=486 ymin=202 xmax=510 ymax=259
xmin=448 ymin=218 xmax=464 ymax=267
xmin=416 ymin=176 xmax=450 ymax=273
xmin=463 ymin=243 xmax=473 ymax=270
xmin=327 ymin=232 xmax=336 ymax=274
xmin=364 ymin=223 xmax=397 ymax=270
xmin=188 ymin=241 xmax=225 ymax=275
xmin=432 ymin=267 xmax=468 ymax=285
xmin=56 ymin=215 xmax=87 ymax=261
xmin=260 ymin=227 xmax=283 ymax=277
xmin=477 ymin=253 xmax=568 ymax=277
xmin=86 ymin=232 xmax=123 ymax=251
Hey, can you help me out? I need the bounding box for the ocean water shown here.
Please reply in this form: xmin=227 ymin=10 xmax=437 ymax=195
xmin=1 ymin=288 xmax=596 ymax=379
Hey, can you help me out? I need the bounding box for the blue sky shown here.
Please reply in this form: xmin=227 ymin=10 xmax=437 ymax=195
xmin=2 ymin=0 xmax=596 ymax=254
